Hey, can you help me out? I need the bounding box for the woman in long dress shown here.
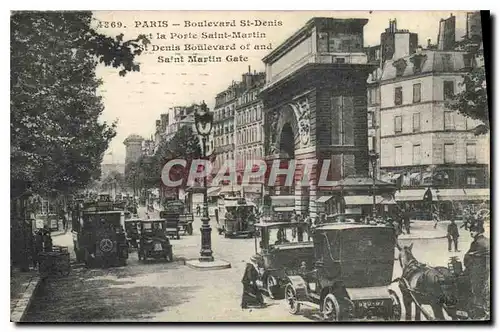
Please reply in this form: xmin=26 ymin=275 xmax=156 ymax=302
xmin=241 ymin=263 xmax=265 ymax=309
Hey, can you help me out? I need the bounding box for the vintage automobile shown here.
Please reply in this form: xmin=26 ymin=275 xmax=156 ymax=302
xmin=160 ymin=199 xmax=194 ymax=236
xmin=283 ymin=223 xmax=401 ymax=321
xmin=72 ymin=200 xmax=129 ymax=267
xmin=250 ymin=220 xmax=314 ymax=299
xmin=137 ymin=219 xmax=173 ymax=262
xmin=220 ymin=197 xmax=257 ymax=238
xmin=124 ymin=218 xmax=140 ymax=249
xmin=325 ymin=213 xmax=364 ymax=224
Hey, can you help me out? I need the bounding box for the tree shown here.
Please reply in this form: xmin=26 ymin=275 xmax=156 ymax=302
xmin=101 ymin=171 xmax=125 ymax=193
xmin=447 ymin=34 xmax=489 ymax=135
xmin=11 ymin=11 xmax=149 ymax=199
xmin=155 ymin=125 xmax=202 ymax=197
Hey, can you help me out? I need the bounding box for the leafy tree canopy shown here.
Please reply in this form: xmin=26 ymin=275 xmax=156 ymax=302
xmin=11 ymin=11 xmax=149 ymax=198
xmin=447 ymin=33 xmax=489 ymax=135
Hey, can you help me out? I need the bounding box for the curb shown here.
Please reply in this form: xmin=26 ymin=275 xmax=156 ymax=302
xmin=10 ymin=276 xmax=43 ymax=322
xmin=398 ymin=235 xmax=447 ymax=240
xmin=185 ymin=259 xmax=231 ymax=270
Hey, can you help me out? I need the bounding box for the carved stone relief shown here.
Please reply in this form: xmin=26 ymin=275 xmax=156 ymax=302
xmin=289 ymin=97 xmax=311 ymax=148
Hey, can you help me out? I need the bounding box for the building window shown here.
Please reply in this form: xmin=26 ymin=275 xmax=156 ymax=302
xmin=444 ymin=111 xmax=455 ymax=130
xmin=413 ymin=83 xmax=421 ymax=103
xmin=395 ymin=146 xmax=403 ymax=166
xmin=412 ymin=144 xmax=421 ymax=165
xmin=394 ymin=87 xmax=403 ymax=105
xmin=466 ymin=143 xmax=477 ymax=163
xmin=466 ymin=117 xmax=475 ymax=130
xmin=466 ymin=175 xmax=477 ymax=186
xmin=444 ymin=143 xmax=455 ymax=163
xmin=394 ymin=115 xmax=402 ymax=133
xmin=443 ymin=80 xmax=455 ymax=100
xmin=413 ymin=113 xmax=421 ymax=132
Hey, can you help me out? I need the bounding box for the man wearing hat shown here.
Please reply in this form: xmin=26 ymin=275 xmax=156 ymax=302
xmin=464 ymin=223 xmax=490 ymax=319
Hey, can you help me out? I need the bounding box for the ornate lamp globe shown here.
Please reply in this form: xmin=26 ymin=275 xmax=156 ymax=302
xmin=194 ymin=101 xmax=214 ymax=137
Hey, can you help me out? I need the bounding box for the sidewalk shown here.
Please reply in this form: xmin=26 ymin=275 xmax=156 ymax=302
xmin=397 ymin=220 xmax=457 ymax=240
xmin=10 ymin=267 xmax=41 ymax=322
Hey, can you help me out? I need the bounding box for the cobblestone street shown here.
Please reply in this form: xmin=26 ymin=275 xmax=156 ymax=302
xmin=23 ymin=213 xmax=475 ymax=322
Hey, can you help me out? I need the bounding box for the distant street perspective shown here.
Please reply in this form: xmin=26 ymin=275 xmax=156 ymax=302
xmin=11 ymin=10 xmax=490 ymax=323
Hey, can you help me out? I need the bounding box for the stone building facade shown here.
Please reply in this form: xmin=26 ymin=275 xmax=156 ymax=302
xmin=376 ymin=49 xmax=489 ymax=218
xmin=260 ymin=18 xmax=394 ymax=219
xmin=235 ymin=69 xmax=266 ymax=202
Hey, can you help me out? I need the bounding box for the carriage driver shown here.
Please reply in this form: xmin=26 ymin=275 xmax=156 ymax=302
xmin=464 ymin=223 xmax=490 ymax=318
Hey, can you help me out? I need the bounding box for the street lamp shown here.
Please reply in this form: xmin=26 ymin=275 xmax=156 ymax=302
xmin=194 ymin=101 xmax=215 ymax=262
xmin=368 ymin=150 xmax=380 ymax=218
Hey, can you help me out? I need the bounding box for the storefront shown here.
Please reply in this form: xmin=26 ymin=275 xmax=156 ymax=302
xmin=395 ymin=188 xmax=490 ymax=220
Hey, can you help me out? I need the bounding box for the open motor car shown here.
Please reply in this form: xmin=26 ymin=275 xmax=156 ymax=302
xmin=250 ymin=220 xmax=314 ymax=299
xmin=138 ymin=219 xmax=173 ymax=262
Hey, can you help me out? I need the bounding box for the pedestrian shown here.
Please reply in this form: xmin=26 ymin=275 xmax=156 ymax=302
xmin=464 ymin=224 xmax=490 ymax=319
xmin=214 ymin=208 xmax=219 ymax=225
xmin=196 ymin=204 xmax=201 ymax=216
xmin=241 ymin=262 xmax=265 ymax=309
xmin=432 ymin=206 xmax=440 ymax=229
xmin=403 ymin=210 xmax=411 ymax=234
xmin=447 ymin=218 xmax=460 ymax=252
xmin=61 ymin=211 xmax=67 ymax=232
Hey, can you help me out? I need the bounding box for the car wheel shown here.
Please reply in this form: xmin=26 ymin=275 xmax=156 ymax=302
xmin=84 ymin=250 xmax=93 ymax=268
xmin=322 ymin=293 xmax=341 ymax=321
xmin=285 ymin=284 xmax=301 ymax=314
xmin=388 ymin=290 xmax=402 ymax=321
xmin=266 ymin=275 xmax=280 ymax=299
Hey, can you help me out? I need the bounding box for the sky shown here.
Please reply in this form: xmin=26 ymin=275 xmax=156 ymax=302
xmin=94 ymin=10 xmax=469 ymax=164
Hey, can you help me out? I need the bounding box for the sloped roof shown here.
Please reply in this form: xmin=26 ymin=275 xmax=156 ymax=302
xmin=380 ymin=50 xmax=469 ymax=82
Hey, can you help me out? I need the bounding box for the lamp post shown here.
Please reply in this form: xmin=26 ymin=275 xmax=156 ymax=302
xmin=368 ymin=150 xmax=380 ymax=218
xmin=194 ymin=101 xmax=215 ymax=262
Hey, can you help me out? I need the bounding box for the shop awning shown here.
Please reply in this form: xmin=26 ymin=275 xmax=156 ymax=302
xmin=391 ymin=174 xmax=402 ymax=180
xmin=395 ymin=189 xmax=428 ymax=201
xmin=274 ymin=206 xmax=296 ymax=212
xmin=316 ymin=196 xmax=334 ymax=203
xmin=435 ymin=188 xmax=490 ymax=201
xmin=207 ymin=187 xmax=221 ymax=197
xmin=270 ymin=196 xmax=295 ymax=206
xmin=344 ymin=195 xmax=397 ymax=206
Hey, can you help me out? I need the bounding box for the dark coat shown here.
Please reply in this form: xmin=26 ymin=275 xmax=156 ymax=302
xmin=464 ymin=234 xmax=490 ymax=314
xmin=447 ymin=222 xmax=459 ymax=238
xmin=464 ymin=234 xmax=489 ymax=271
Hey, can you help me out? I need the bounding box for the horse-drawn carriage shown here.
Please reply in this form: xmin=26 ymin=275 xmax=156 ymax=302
xmin=284 ymin=223 xmax=401 ymax=321
xmin=396 ymin=242 xmax=490 ymax=321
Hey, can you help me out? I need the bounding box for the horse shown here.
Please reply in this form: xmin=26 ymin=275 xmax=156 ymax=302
xmin=396 ymin=242 xmax=459 ymax=321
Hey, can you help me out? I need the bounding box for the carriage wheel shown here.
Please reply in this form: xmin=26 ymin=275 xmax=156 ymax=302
xmin=285 ymin=284 xmax=301 ymax=314
xmin=266 ymin=275 xmax=279 ymax=299
xmin=323 ymin=293 xmax=341 ymax=321
xmin=388 ymin=290 xmax=402 ymax=321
